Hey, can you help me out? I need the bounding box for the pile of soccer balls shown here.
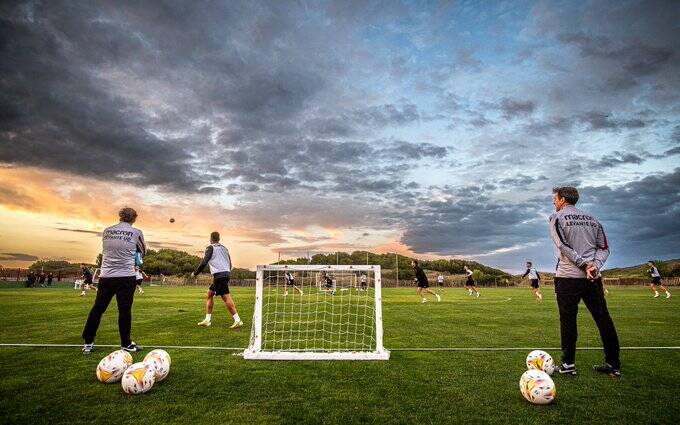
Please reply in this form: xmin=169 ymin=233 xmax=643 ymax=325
xmin=95 ymin=349 xmax=171 ymax=394
xmin=519 ymin=350 xmax=557 ymax=405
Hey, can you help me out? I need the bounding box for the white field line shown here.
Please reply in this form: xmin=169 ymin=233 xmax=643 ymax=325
xmin=1 ymin=343 xmax=679 ymax=351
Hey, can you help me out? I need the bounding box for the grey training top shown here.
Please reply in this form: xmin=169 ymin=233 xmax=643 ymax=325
xmin=194 ymin=243 xmax=232 ymax=276
xmin=549 ymin=205 xmax=610 ymax=278
xmin=100 ymin=222 xmax=146 ymax=278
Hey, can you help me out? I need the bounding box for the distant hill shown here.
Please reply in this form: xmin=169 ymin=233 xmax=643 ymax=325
xmin=602 ymin=259 xmax=680 ymax=278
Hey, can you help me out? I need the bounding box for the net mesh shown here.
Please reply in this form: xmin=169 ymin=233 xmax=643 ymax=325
xmin=255 ymin=268 xmax=377 ymax=353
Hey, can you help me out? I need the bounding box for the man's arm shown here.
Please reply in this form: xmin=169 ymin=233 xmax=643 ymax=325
xmin=137 ymin=230 xmax=147 ymax=257
xmin=592 ymin=224 xmax=610 ymax=270
xmin=536 ymin=271 xmax=541 ymax=281
xmin=521 ymin=268 xmax=530 ymax=278
xmin=550 ymin=217 xmax=588 ymax=269
xmin=193 ymin=246 xmax=213 ymax=276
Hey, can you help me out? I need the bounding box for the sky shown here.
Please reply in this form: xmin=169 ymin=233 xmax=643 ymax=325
xmin=0 ymin=0 xmax=679 ymax=273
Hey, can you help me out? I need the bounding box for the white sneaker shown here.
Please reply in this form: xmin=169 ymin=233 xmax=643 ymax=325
xmin=138 ymin=288 xmax=144 ymax=294
xmin=197 ymin=319 xmax=211 ymax=327
xmin=436 ymin=294 xmax=441 ymax=302
xmin=654 ymin=293 xmax=660 ymax=298
xmin=476 ymin=292 xmax=480 ymax=298
xmin=667 ymin=292 xmax=672 ymax=299
xmin=229 ymin=321 xmax=243 ymax=329
xmin=79 ymin=291 xmax=85 ymax=297
xmin=421 ymin=298 xmax=427 ymax=304
xmin=284 ymin=292 xmax=288 ymax=296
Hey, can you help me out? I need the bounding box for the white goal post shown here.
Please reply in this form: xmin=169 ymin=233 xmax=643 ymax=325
xmin=243 ymin=265 xmax=389 ymax=360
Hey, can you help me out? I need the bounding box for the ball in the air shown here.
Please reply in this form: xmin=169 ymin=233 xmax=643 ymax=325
xmin=519 ymin=370 xmax=556 ymax=405
xmin=143 ymin=349 xmax=171 ymax=382
xmin=169 ymin=218 xmax=175 ymax=223
xmin=121 ymin=362 xmax=155 ymax=394
xmin=96 ymin=350 xmax=133 ymax=383
xmin=526 ymin=350 xmax=555 ymax=375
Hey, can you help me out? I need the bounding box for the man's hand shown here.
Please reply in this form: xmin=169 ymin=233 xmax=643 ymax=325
xmin=190 ymin=272 xmax=196 ymax=278
xmin=585 ymin=262 xmax=598 ymax=280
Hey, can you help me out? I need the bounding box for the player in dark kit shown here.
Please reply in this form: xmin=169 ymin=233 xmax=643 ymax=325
xmin=521 ymin=262 xmax=543 ymax=303
xmin=192 ymin=231 xmax=243 ymax=329
xmin=320 ymin=272 xmax=335 ymax=294
xmin=550 ymin=186 xmax=620 ymax=377
xmin=412 ymin=260 xmax=441 ymax=304
xmin=79 ymin=264 xmax=98 ymax=297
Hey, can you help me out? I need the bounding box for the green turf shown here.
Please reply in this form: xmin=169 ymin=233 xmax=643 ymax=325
xmin=0 ymin=286 xmax=678 ymax=425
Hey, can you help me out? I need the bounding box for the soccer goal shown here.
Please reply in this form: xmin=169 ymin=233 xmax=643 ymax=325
xmin=243 ymin=265 xmax=389 ymax=360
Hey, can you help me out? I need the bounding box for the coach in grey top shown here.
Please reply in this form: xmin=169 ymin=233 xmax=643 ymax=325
xmin=82 ymin=207 xmax=146 ymax=354
xmin=550 ymin=187 xmax=620 ymax=377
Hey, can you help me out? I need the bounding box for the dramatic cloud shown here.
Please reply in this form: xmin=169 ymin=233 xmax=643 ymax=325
xmin=1 ymin=1 xmax=678 ymax=271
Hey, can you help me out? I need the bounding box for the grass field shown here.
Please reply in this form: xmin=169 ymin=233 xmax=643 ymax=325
xmin=1 ymin=285 xmax=678 ymax=425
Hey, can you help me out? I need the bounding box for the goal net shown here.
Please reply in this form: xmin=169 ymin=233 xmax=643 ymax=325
xmin=243 ymin=265 xmax=389 ymax=360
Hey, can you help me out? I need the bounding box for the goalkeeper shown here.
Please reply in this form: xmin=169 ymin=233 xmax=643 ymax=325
xmin=192 ymin=231 xmax=243 ymax=329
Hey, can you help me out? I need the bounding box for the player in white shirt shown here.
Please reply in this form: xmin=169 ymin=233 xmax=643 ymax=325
xmin=647 ymin=261 xmax=671 ymax=299
xmin=521 ymin=262 xmax=543 ymax=303
xmin=359 ymin=273 xmax=368 ymax=291
xmin=437 ymin=274 xmax=444 ymax=289
xmin=283 ymin=271 xmax=303 ymax=296
xmin=134 ymin=266 xmax=147 ymax=294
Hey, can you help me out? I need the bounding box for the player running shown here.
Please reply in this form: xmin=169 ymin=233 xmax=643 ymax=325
xmin=82 ymin=207 xmax=145 ymax=355
xmin=283 ymin=270 xmax=303 ymax=296
xmin=550 ymin=186 xmax=620 ymax=377
xmin=134 ymin=266 xmax=147 ymax=295
xmin=193 ymin=231 xmax=243 ymax=329
xmin=647 ymin=261 xmax=671 ymax=299
xmin=521 ymin=261 xmax=543 ymax=303
xmin=359 ymin=272 xmax=368 ymax=291
xmin=463 ymin=265 xmax=480 ymax=298
xmin=79 ymin=263 xmax=98 ymax=297
xmin=412 ymin=260 xmax=441 ymax=303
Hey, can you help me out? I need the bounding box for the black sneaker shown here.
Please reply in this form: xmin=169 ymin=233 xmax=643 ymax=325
xmin=122 ymin=342 xmax=143 ymax=353
xmin=594 ymin=363 xmax=621 ymax=377
xmin=82 ymin=343 xmax=94 ymax=355
xmin=557 ymin=363 xmax=577 ymax=375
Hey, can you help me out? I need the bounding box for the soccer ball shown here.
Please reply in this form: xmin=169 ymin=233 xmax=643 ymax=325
xmin=96 ymin=350 xmax=133 ymax=383
xmin=121 ymin=362 xmax=155 ymax=394
xmin=526 ymin=350 xmax=555 ymax=375
xmin=519 ymin=370 xmax=556 ymax=405
xmin=169 ymin=218 xmax=175 ymax=223
xmin=143 ymin=349 xmax=171 ymax=382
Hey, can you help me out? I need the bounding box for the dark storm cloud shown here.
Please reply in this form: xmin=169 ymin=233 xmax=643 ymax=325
xmin=498 ymin=98 xmax=536 ymax=120
xmin=579 ymin=168 xmax=680 ymax=263
xmin=592 ymin=151 xmax=645 ymax=169
xmin=0 ymin=252 xmax=39 ymax=261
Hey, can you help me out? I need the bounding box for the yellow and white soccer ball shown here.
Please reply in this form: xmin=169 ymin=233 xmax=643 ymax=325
xmin=121 ymin=362 xmax=155 ymax=394
xmin=143 ymin=349 xmax=171 ymax=382
xmin=526 ymin=350 xmax=555 ymax=375
xmin=519 ymin=370 xmax=556 ymax=405
xmin=96 ymin=350 xmax=134 ymax=383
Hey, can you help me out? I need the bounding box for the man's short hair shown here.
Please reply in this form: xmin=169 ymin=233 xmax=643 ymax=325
xmin=119 ymin=207 xmax=138 ymax=223
xmin=527 ymin=261 xmax=532 ymax=266
xmin=552 ymin=186 xmax=579 ymax=205
xmin=412 ymin=259 xmax=419 ymax=266
xmin=210 ymin=231 xmax=220 ymax=242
